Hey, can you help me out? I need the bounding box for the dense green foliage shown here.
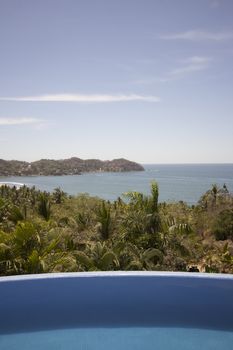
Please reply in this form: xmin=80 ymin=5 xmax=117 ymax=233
xmin=212 ymin=209 xmax=233 ymax=241
xmin=0 ymin=182 xmax=232 ymax=276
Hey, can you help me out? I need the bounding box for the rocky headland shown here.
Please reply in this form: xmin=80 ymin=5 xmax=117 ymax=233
xmin=0 ymin=157 xmax=144 ymax=176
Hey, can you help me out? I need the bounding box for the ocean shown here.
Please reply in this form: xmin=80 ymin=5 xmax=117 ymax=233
xmin=0 ymin=164 xmax=233 ymax=205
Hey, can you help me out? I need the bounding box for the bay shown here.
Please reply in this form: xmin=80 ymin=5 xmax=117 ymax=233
xmin=0 ymin=164 xmax=233 ymax=205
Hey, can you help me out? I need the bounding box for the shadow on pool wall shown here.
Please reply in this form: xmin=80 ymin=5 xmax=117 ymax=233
xmin=0 ymin=272 xmax=233 ymax=334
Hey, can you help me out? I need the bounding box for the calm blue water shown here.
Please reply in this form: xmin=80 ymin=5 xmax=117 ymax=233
xmin=1 ymin=164 xmax=233 ymax=204
xmin=0 ymin=327 xmax=232 ymax=350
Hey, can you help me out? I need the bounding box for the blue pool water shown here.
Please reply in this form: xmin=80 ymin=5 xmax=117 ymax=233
xmin=0 ymin=273 xmax=233 ymax=349
xmin=0 ymin=327 xmax=233 ymax=350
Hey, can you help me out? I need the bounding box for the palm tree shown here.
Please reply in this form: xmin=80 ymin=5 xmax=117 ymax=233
xmin=96 ymin=201 xmax=111 ymax=240
xmin=13 ymin=222 xmax=41 ymax=259
xmin=124 ymin=243 xmax=163 ymax=270
xmin=53 ymin=187 xmax=66 ymax=204
xmin=8 ymin=205 xmax=25 ymax=224
xmin=121 ymin=182 xmax=161 ymax=240
xmin=38 ymin=193 xmax=51 ymax=221
xmin=75 ymin=242 xmax=119 ymax=271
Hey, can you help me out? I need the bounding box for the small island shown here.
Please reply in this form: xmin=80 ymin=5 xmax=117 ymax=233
xmin=0 ymin=157 xmax=144 ymax=176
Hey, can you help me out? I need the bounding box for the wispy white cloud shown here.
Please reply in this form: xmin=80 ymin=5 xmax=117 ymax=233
xmin=170 ymin=56 xmax=212 ymax=76
xmin=132 ymin=56 xmax=212 ymax=85
xmin=130 ymin=78 xmax=168 ymax=85
xmin=170 ymin=64 xmax=206 ymax=76
xmin=182 ymin=56 xmax=212 ymax=64
xmin=160 ymin=30 xmax=233 ymax=41
xmin=0 ymin=118 xmax=41 ymax=126
xmin=0 ymin=93 xmax=160 ymax=103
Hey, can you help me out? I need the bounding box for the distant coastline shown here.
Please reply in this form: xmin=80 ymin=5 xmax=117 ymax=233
xmin=0 ymin=157 xmax=144 ymax=177
xmin=0 ymin=164 xmax=233 ymax=204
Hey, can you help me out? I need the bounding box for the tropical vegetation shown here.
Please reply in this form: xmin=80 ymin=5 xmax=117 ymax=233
xmin=0 ymin=182 xmax=232 ymax=276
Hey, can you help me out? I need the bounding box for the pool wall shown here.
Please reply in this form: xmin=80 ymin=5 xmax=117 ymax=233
xmin=0 ymin=272 xmax=233 ymax=334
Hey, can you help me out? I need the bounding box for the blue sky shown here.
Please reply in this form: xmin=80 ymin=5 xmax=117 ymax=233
xmin=0 ymin=0 xmax=233 ymax=163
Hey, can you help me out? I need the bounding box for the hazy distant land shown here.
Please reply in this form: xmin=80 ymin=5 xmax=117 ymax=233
xmin=0 ymin=157 xmax=144 ymax=176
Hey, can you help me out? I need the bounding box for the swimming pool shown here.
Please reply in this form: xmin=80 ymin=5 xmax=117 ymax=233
xmin=0 ymin=272 xmax=233 ymax=349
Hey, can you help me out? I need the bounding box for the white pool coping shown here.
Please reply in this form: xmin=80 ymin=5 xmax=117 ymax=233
xmin=0 ymin=271 xmax=233 ymax=283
